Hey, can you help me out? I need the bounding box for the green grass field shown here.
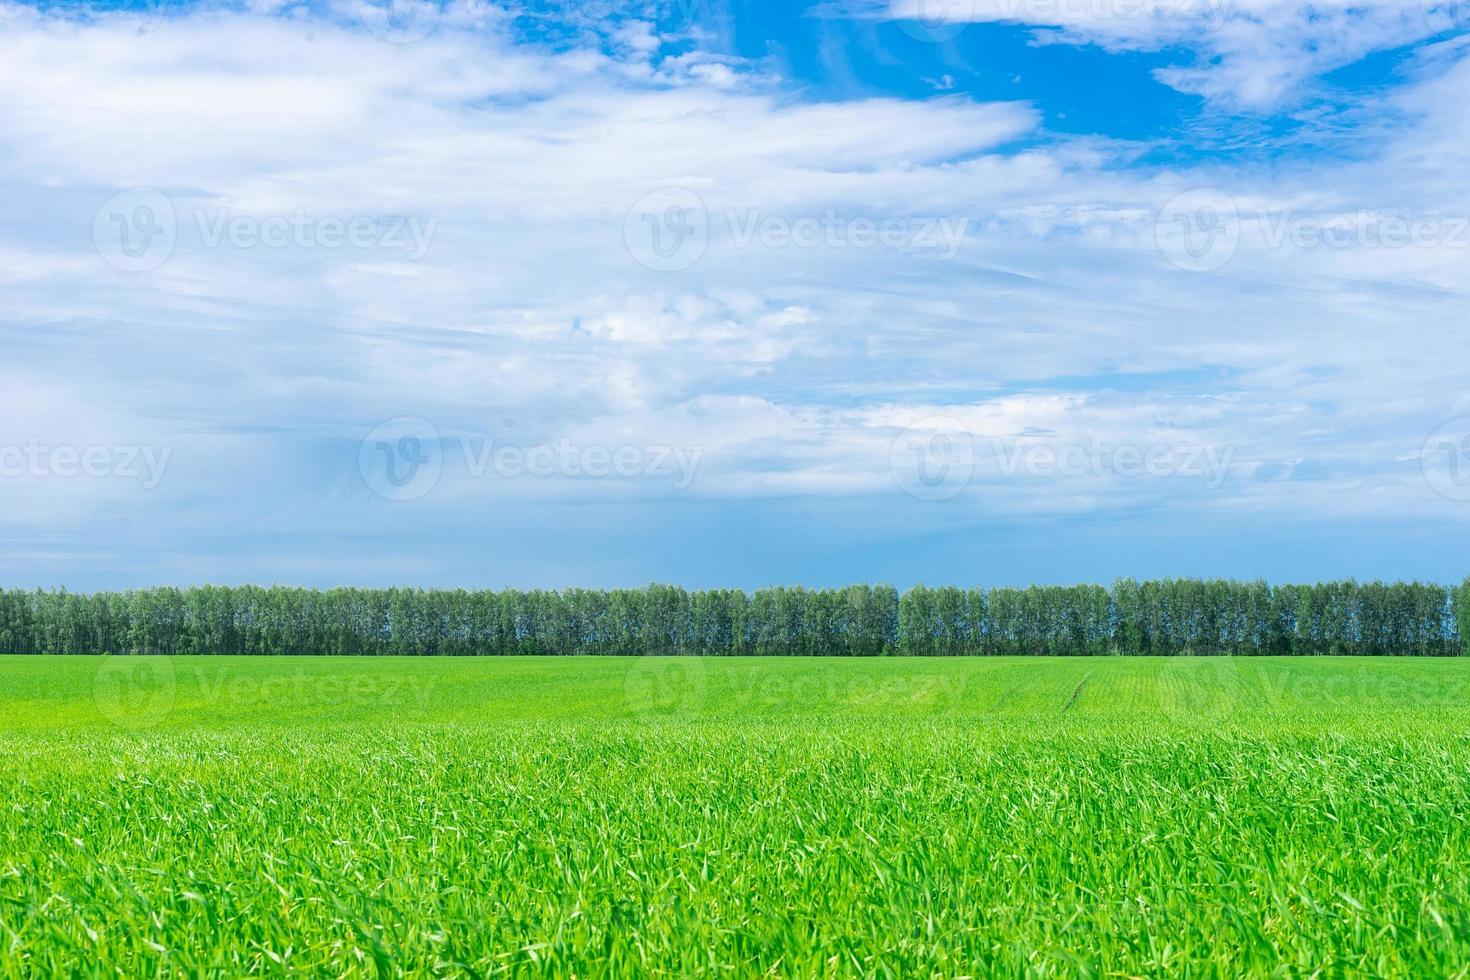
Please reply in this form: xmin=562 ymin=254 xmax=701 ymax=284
xmin=4 ymin=656 xmax=1470 ymax=976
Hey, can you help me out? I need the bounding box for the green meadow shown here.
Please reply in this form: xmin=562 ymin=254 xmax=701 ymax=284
xmin=3 ymin=656 xmax=1470 ymax=975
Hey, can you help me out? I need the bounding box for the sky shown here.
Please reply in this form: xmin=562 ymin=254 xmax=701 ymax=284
xmin=1 ymin=0 xmax=1469 ymax=591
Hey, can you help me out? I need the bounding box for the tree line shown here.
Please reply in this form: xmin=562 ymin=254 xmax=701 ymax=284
xmin=1 ymin=579 xmax=1466 ymax=656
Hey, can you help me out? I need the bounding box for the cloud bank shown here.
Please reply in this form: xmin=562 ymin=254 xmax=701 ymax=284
xmin=1 ymin=1 xmax=1467 ymax=587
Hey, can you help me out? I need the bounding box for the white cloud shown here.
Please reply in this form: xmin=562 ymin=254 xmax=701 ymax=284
xmin=0 ymin=2 xmax=1468 ymax=586
xmin=880 ymin=0 xmax=1452 ymax=110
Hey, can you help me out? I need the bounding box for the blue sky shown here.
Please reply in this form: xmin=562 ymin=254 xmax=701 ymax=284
xmin=2 ymin=0 xmax=1469 ymax=590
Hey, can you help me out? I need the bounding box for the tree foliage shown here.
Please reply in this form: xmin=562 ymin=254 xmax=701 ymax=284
xmin=0 ymin=580 xmax=1462 ymax=655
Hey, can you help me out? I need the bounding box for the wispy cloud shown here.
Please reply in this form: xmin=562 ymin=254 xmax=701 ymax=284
xmin=871 ymin=0 xmax=1457 ymax=110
